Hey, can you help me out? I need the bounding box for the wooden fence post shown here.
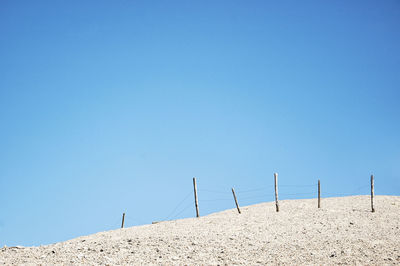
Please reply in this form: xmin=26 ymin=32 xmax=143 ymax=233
xmin=274 ymin=173 xmax=279 ymax=212
xmin=371 ymin=175 xmax=375 ymax=212
xmin=231 ymin=188 xmax=241 ymax=214
xmin=121 ymin=213 xmax=125 ymax=228
xmin=193 ymin=177 xmax=200 ymax=217
xmin=318 ymin=179 xmax=321 ymax=208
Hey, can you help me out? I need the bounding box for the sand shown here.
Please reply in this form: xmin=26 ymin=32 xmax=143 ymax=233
xmin=1 ymin=195 xmax=399 ymax=265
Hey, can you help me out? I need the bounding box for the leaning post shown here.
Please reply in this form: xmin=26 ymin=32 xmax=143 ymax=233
xmin=231 ymin=188 xmax=241 ymax=214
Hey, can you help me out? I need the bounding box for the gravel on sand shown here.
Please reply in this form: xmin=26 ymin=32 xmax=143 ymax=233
xmin=1 ymin=195 xmax=399 ymax=265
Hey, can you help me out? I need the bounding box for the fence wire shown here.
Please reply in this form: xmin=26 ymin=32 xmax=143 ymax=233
xmin=164 ymin=191 xmax=193 ymax=221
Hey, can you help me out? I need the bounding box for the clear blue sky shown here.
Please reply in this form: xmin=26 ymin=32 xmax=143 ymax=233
xmin=1 ymin=0 xmax=399 ymax=247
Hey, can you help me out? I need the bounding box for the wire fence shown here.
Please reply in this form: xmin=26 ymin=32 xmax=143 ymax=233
xmin=158 ymin=181 xmax=371 ymax=222
xmin=114 ymin=177 xmax=374 ymax=229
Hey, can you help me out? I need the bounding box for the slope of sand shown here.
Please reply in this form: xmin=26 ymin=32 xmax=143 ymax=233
xmin=1 ymin=195 xmax=399 ymax=265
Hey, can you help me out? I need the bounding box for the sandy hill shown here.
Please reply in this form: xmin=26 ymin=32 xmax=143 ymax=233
xmin=1 ymin=195 xmax=399 ymax=265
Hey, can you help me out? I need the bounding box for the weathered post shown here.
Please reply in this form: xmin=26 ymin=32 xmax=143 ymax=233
xmin=371 ymin=175 xmax=375 ymax=212
xmin=274 ymin=173 xmax=279 ymax=212
xmin=318 ymin=179 xmax=321 ymax=208
xmin=231 ymin=188 xmax=241 ymax=214
xmin=193 ymin=177 xmax=200 ymax=217
xmin=121 ymin=213 xmax=125 ymax=228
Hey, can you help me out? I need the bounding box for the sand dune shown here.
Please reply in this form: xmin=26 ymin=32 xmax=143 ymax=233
xmin=1 ymin=195 xmax=399 ymax=265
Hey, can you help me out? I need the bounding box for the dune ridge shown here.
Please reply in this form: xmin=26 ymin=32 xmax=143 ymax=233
xmin=1 ymin=195 xmax=399 ymax=265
